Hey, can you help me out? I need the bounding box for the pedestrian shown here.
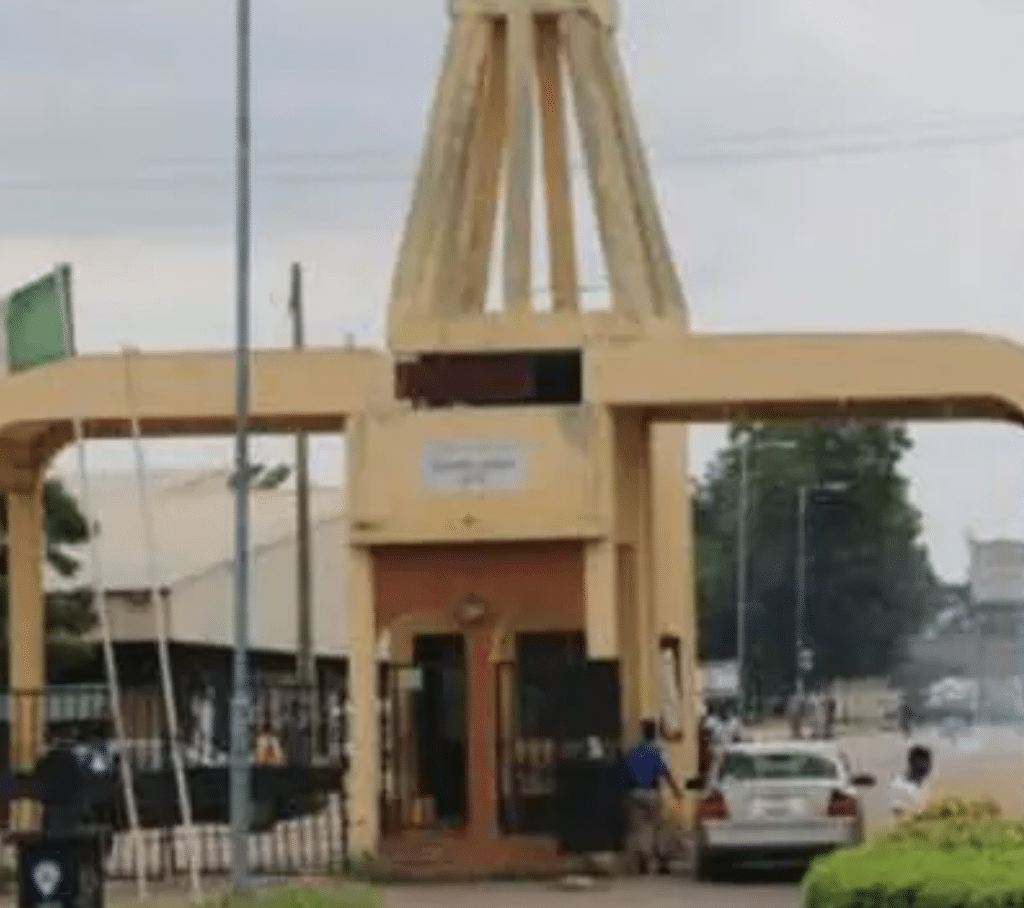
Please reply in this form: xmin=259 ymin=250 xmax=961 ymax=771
xmin=254 ymin=722 xmax=285 ymax=766
xmin=890 ymin=744 xmax=933 ymax=819
xmin=720 ymin=706 xmax=742 ymax=744
xmin=34 ymin=732 xmax=91 ymax=833
xmin=898 ymin=694 xmax=913 ymax=738
xmin=697 ymin=722 xmax=715 ymax=788
xmin=623 ymin=718 xmax=682 ymax=875
xmin=787 ymin=692 xmax=805 ymax=739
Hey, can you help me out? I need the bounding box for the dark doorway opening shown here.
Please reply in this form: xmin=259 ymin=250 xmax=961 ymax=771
xmin=412 ymin=634 xmax=468 ymax=826
xmin=515 ymin=631 xmax=586 ymax=735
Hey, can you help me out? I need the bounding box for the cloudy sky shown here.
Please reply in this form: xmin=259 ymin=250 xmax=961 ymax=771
xmin=4 ymin=0 xmax=1024 ymax=580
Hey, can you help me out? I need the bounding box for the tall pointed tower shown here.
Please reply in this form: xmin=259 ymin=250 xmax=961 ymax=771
xmin=346 ymin=0 xmax=697 ymax=874
xmin=387 ymin=0 xmax=688 ymax=352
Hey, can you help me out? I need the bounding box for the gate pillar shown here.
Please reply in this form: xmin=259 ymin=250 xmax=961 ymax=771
xmin=345 ymin=542 xmax=379 ymax=856
xmin=466 ymin=625 xmax=499 ymax=838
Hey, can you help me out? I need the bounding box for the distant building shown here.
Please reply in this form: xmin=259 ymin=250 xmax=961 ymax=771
xmin=49 ymin=469 xmax=348 ymax=708
xmin=968 ymin=537 xmax=1024 ymax=611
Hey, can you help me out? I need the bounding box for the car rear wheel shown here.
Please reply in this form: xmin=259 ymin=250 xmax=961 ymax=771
xmin=694 ymin=851 xmax=731 ymax=882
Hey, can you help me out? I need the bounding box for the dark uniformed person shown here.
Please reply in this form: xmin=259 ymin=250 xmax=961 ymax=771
xmin=34 ymin=733 xmax=91 ymax=833
xmin=623 ymin=719 xmax=682 ymax=875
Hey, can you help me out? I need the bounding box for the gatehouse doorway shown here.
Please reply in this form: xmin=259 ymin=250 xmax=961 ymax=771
xmin=411 ymin=633 xmax=467 ymax=828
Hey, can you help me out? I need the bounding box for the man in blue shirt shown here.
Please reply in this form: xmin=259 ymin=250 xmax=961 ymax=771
xmin=624 ymin=719 xmax=682 ymax=874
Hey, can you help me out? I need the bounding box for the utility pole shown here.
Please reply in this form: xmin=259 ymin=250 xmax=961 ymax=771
xmin=230 ymin=0 xmax=253 ymax=890
xmin=735 ymin=435 xmax=750 ymax=718
xmin=289 ymin=263 xmax=316 ymax=689
xmin=795 ymin=484 xmax=808 ymax=700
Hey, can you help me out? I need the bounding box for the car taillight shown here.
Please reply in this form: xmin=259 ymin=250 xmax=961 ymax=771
xmin=697 ymin=789 xmax=729 ymax=821
xmin=828 ymin=790 xmax=859 ymax=818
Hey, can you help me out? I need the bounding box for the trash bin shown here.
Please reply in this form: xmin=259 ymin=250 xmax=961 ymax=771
xmin=11 ymin=829 xmax=105 ymax=908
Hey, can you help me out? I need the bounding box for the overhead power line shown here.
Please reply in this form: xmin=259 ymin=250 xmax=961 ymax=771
xmin=5 ymin=116 xmax=1024 ymax=195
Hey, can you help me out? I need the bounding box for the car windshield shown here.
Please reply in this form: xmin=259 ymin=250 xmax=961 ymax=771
xmin=718 ymin=749 xmax=840 ymax=782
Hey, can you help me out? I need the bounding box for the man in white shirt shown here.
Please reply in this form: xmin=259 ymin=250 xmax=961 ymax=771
xmin=720 ymin=708 xmax=743 ymax=744
xmin=890 ymin=745 xmax=933 ymax=819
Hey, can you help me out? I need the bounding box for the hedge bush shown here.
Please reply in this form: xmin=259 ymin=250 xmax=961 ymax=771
xmin=803 ymin=798 xmax=1024 ymax=908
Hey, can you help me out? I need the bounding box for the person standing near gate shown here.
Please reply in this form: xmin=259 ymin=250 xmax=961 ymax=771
xmin=624 ymin=718 xmax=682 ymax=875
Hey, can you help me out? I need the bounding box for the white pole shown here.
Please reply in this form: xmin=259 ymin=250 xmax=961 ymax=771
xmin=231 ymin=0 xmax=255 ymax=889
xmin=795 ymin=484 xmax=808 ymax=700
xmin=119 ymin=346 xmax=203 ymax=903
xmin=735 ymin=434 xmax=750 ymax=718
xmin=52 ymin=265 xmax=149 ymax=901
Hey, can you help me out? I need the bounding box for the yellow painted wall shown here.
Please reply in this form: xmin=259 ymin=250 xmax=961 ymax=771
xmin=348 ymin=404 xmax=609 ymax=545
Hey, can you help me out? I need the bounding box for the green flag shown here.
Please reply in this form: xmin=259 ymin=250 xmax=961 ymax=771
xmin=0 ymin=264 xmax=75 ymax=374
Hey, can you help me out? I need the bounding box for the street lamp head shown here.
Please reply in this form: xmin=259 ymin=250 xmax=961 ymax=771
xmin=754 ymin=438 xmax=799 ymax=452
xmin=819 ymin=480 xmax=851 ymax=493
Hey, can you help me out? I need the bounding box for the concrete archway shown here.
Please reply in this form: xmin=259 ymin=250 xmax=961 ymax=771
xmin=8 ymin=0 xmax=1024 ymax=875
xmin=4 ymin=331 xmax=1024 ymax=735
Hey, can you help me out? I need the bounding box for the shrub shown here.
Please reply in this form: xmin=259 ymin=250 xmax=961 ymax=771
xmin=804 ymin=845 xmax=1024 ymax=908
xmin=804 ymin=800 xmax=1024 ymax=908
xmin=912 ymin=795 xmax=1001 ymax=822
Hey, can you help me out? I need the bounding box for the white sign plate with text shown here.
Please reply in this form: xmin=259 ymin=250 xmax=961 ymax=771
xmin=421 ymin=440 xmax=530 ymax=493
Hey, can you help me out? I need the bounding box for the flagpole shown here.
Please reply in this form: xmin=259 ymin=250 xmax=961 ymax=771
xmin=120 ymin=347 xmax=203 ymax=903
xmin=52 ymin=266 xmax=149 ymax=902
xmin=231 ymin=0 xmax=254 ymax=891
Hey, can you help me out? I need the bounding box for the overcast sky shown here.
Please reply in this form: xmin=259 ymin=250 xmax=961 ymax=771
xmin=4 ymin=0 xmax=1024 ymax=580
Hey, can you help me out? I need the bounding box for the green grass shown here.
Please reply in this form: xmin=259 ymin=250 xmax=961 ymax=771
xmin=112 ymin=884 xmax=382 ymax=908
xmin=216 ymin=885 xmax=382 ymax=908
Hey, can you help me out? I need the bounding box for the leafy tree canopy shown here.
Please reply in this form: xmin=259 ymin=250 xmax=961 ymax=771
xmin=694 ymin=421 xmax=943 ymax=699
xmin=0 ymin=479 xmax=95 ymax=682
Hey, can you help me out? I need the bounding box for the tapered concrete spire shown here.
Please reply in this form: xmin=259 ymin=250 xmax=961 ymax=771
xmin=387 ymin=0 xmax=687 ymax=352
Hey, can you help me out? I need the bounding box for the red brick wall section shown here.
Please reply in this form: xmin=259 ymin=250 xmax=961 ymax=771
xmin=372 ymin=541 xmax=585 ymax=839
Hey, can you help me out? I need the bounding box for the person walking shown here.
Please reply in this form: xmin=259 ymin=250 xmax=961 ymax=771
xmin=890 ymin=744 xmax=933 ymax=819
xmin=787 ymin=691 xmax=805 ymax=739
xmin=254 ymin=722 xmax=285 ymax=766
xmin=623 ymin=718 xmax=682 ymax=875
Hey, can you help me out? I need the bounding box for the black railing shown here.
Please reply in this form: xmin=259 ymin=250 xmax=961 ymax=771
xmin=495 ymin=660 xmax=622 ymax=836
xmin=377 ymin=663 xmax=437 ymax=835
xmin=0 ymin=680 xmax=350 ymax=878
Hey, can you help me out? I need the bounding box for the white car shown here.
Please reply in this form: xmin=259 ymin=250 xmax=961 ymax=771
xmin=687 ymin=740 xmax=875 ymax=880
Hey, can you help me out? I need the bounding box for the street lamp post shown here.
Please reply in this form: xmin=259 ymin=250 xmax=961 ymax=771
xmin=795 ymin=485 xmax=809 ymax=699
xmin=735 ymin=438 xmax=750 ymax=717
xmin=735 ymin=435 xmax=796 ymax=716
xmin=230 ymin=0 xmax=253 ymax=891
xmin=794 ymin=481 xmax=850 ymax=698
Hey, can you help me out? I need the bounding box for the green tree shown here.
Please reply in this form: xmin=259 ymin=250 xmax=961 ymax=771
xmin=0 ymin=479 xmax=95 ymax=682
xmin=695 ymin=421 xmax=943 ymax=699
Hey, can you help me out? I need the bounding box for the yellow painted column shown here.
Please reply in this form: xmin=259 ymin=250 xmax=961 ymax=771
xmin=584 ymin=540 xmax=617 ymax=657
xmin=584 ymin=406 xmax=618 ymax=660
xmin=7 ymin=481 xmax=46 ymax=830
xmin=630 ymin=418 xmax=656 ymax=726
xmin=346 ymin=541 xmax=380 ymax=857
xmin=610 ymin=413 xmax=655 ymax=740
xmin=650 ymin=424 xmax=699 ymax=823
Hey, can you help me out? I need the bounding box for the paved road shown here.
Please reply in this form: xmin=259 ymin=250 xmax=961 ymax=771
xmin=102 ymin=725 xmax=1024 ymax=908
xmin=384 ymin=877 xmax=803 ymax=908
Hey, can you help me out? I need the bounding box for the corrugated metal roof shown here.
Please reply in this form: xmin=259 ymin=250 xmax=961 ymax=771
xmin=47 ymin=468 xmax=345 ymax=593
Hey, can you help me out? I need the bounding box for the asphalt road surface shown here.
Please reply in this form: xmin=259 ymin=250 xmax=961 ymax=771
xmin=384 ymin=877 xmax=805 ymax=908
xmin=99 ymin=724 xmax=1024 ymax=907
xmin=385 ymin=724 xmax=1024 ymax=908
